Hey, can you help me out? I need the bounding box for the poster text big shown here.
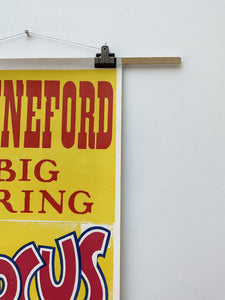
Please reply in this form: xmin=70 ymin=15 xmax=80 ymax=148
xmin=0 ymin=159 xmax=94 ymax=215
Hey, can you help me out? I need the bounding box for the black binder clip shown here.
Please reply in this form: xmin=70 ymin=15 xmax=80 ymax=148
xmin=95 ymin=45 xmax=116 ymax=68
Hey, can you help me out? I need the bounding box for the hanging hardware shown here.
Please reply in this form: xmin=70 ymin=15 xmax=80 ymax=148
xmin=95 ymin=45 xmax=116 ymax=68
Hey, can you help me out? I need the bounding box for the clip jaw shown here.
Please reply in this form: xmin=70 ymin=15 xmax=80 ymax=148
xmin=95 ymin=45 xmax=116 ymax=68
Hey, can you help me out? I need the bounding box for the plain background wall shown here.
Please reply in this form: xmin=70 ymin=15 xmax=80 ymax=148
xmin=0 ymin=0 xmax=225 ymax=299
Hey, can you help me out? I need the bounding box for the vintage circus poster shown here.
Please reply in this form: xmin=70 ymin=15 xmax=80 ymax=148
xmin=0 ymin=62 xmax=122 ymax=299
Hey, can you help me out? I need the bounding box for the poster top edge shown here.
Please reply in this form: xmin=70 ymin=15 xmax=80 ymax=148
xmin=0 ymin=58 xmax=122 ymax=70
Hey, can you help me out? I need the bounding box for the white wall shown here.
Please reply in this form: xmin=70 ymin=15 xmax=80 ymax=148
xmin=1 ymin=0 xmax=225 ymax=299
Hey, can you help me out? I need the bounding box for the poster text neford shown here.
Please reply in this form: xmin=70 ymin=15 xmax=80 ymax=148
xmin=0 ymin=80 xmax=113 ymax=149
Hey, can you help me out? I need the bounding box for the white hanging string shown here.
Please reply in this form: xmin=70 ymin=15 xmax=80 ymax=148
xmin=28 ymin=31 xmax=100 ymax=50
xmin=0 ymin=30 xmax=101 ymax=51
xmin=0 ymin=32 xmax=25 ymax=42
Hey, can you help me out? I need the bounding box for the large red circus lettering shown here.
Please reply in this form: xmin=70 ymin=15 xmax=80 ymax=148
xmin=0 ymin=227 xmax=111 ymax=299
xmin=36 ymin=233 xmax=80 ymax=299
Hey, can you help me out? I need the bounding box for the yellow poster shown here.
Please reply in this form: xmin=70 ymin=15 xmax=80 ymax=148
xmin=0 ymin=65 xmax=121 ymax=299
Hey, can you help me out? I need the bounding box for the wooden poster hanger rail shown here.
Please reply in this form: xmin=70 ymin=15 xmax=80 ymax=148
xmin=121 ymin=57 xmax=181 ymax=65
xmin=95 ymin=45 xmax=181 ymax=68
